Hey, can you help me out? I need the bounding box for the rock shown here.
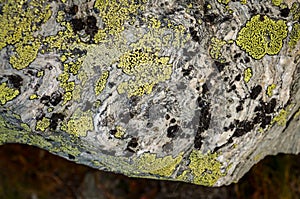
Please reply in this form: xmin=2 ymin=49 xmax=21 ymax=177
xmin=0 ymin=0 xmax=299 ymax=186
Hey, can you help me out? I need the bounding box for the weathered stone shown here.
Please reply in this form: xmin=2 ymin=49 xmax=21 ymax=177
xmin=0 ymin=0 xmax=299 ymax=186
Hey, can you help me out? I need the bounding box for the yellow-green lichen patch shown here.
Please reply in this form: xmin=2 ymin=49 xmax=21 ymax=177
xmin=236 ymin=15 xmax=288 ymax=60
xmin=271 ymin=109 xmax=288 ymax=126
xmin=135 ymin=153 xmax=183 ymax=177
xmin=189 ymin=150 xmax=226 ymax=186
xmin=209 ymin=37 xmax=227 ymax=60
xmin=9 ymin=39 xmax=41 ymax=70
xmin=0 ymin=0 xmax=52 ymax=68
xmin=35 ymin=117 xmax=50 ymax=132
xmin=291 ymin=2 xmax=300 ymax=21
xmin=29 ymin=94 xmax=39 ymax=100
xmin=288 ymin=23 xmax=300 ymax=50
xmin=94 ymin=0 xmax=146 ymax=37
xmin=271 ymin=0 xmax=283 ymax=6
xmin=0 ymin=83 xmax=20 ymax=105
xmin=117 ymin=49 xmax=172 ymax=97
xmin=294 ymin=108 xmax=300 ymax=119
xmin=94 ymin=71 xmax=109 ymax=95
xmin=217 ymin=0 xmax=231 ymax=5
xmin=243 ymin=67 xmax=252 ymax=83
xmin=61 ymin=109 xmax=93 ymax=137
xmin=267 ymin=84 xmax=276 ymax=97
xmin=112 ymin=126 xmax=126 ymax=139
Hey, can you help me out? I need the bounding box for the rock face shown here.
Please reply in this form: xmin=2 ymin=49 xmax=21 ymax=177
xmin=0 ymin=0 xmax=299 ymax=186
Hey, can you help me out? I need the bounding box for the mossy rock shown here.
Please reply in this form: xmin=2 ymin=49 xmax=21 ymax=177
xmin=0 ymin=0 xmax=300 ymax=186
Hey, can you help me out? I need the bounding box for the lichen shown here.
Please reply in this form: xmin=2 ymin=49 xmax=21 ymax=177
xmin=135 ymin=153 xmax=183 ymax=177
xmin=29 ymin=94 xmax=38 ymax=100
xmin=209 ymin=37 xmax=227 ymax=60
xmin=94 ymin=71 xmax=109 ymax=95
xmin=61 ymin=109 xmax=93 ymax=137
xmin=271 ymin=109 xmax=288 ymax=126
xmin=94 ymin=0 xmax=146 ymax=37
xmin=236 ymin=15 xmax=288 ymax=59
xmin=243 ymin=67 xmax=252 ymax=83
xmin=0 ymin=0 xmax=52 ymax=69
xmin=188 ymin=150 xmax=226 ymax=186
xmin=0 ymin=83 xmax=20 ymax=105
xmin=113 ymin=126 xmax=126 ymax=139
xmin=291 ymin=2 xmax=300 ymax=21
xmin=271 ymin=0 xmax=282 ymax=6
xmin=267 ymin=84 xmax=276 ymax=97
xmin=288 ymin=23 xmax=300 ymax=50
xmin=35 ymin=117 xmax=50 ymax=132
xmin=217 ymin=0 xmax=231 ymax=5
xmin=117 ymin=49 xmax=172 ymax=97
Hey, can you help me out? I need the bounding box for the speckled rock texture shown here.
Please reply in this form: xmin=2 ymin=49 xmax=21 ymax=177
xmin=0 ymin=0 xmax=299 ymax=186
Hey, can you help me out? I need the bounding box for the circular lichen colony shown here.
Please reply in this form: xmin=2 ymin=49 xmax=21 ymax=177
xmin=236 ymin=14 xmax=288 ymax=60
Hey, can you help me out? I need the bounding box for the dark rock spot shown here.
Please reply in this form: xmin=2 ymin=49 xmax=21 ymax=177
xmin=194 ymin=128 xmax=203 ymax=149
xmin=244 ymin=56 xmax=250 ymax=63
xmin=50 ymin=91 xmax=62 ymax=106
xmin=250 ymin=85 xmax=262 ymax=99
xmin=202 ymin=83 xmax=209 ymax=94
xmin=165 ymin=114 xmax=170 ymax=120
xmin=236 ymin=104 xmax=243 ymax=112
xmin=182 ymin=65 xmax=193 ymax=76
xmin=71 ymin=18 xmax=85 ymax=32
xmin=127 ymin=137 xmax=138 ymax=148
xmin=213 ymin=61 xmax=229 ymax=72
xmin=109 ymin=129 xmax=117 ymax=135
xmin=68 ymin=5 xmax=78 ymax=15
xmin=233 ymin=53 xmax=241 ymax=59
xmin=7 ymin=74 xmax=23 ymax=89
xmin=235 ymin=74 xmax=241 ymax=81
xmin=265 ymin=98 xmax=276 ymax=114
xmin=232 ymin=120 xmax=254 ymax=137
xmin=40 ymin=95 xmax=50 ymax=105
xmin=167 ymin=124 xmax=180 ymax=138
xmin=50 ymin=113 xmax=65 ymax=130
xmin=68 ymin=154 xmax=75 ymax=159
xmin=203 ymin=13 xmax=218 ymax=23
xmin=280 ymin=7 xmax=290 ymax=18
xmin=170 ymin=118 xmax=176 ymax=123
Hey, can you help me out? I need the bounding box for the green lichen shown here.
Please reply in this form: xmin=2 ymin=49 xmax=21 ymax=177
xmin=244 ymin=67 xmax=252 ymax=83
xmin=135 ymin=153 xmax=183 ymax=177
xmin=35 ymin=117 xmax=50 ymax=132
xmin=294 ymin=108 xmax=300 ymax=119
xmin=113 ymin=126 xmax=126 ymax=139
xmin=288 ymin=23 xmax=300 ymax=50
xmin=217 ymin=0 xmax=231 ymax=5
xmin=189 ymin=150 xmax=226 ymax=186
xmin=236 ymin=15 xmax=288 ymax=60
xmin=271 ymin=109 xmax=288 ymax=126
xmin=0 ymin=0 xmax=52 ymax=69
xmin=94 ymin=71 xmax=109 ymax=95
xmin=117 ymin=49 xmax=172 ymax=97
xmin=0 ymin=83 xmax=20 ymax=105
xmin=267 ymin=84 xmax=276 ymax=97
xmin=271 ymin=0 xmax=282 ymax=6
xmin=94 ymin=0 xmax=146 ymax=38
xmin=29 ymin=94 xmax=38 ymax=100
xmin=291 ymin=2 xmax=300 ymax=21
xmin=61 ymin=109 xmax=93 ymax=137
xmin=209 ymin=37 xmax=227 ymax=60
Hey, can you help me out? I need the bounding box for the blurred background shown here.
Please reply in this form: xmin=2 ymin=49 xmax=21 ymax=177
xmin=0 ymin=144 xmax=299 ymax=199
